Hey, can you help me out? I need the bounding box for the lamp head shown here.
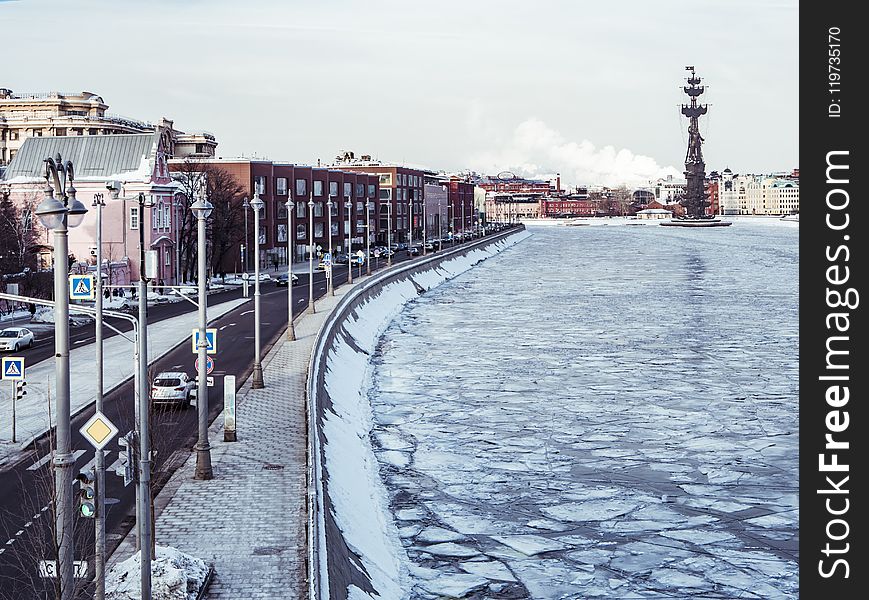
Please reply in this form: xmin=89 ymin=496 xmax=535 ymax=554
xmin=249 ymin=193 xmax=264 ymax=213
xmin=35 ymin=184 xmax=67 ymax=230
xmin=191 ymin=198 xmax=214 ymax=219
xmin=66 ymin=184 xmax=89 ymax=228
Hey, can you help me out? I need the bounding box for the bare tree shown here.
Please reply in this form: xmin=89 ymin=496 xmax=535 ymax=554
xmin=0 ymin=192 xmax=41 ymax=275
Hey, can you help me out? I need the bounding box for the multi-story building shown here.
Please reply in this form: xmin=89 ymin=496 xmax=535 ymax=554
xmin=0 ymin=88 xmax=217 ymax=166
xmin=331 ymin=152 xmax=428 ymax=245
xmin=718 ymin=168 xmax=800 ymax=215
xmin=474 ymin=173 xmax=555 ymax=196
xmin=2 ymin=131 xmax=181 ymax=284
xmin=443 ymin=175 xmax=476 ymax=235
xmin=423 ymin=180 xmax=449 ymax=240
xmin=484 ymin=193 xmax=541 ymax=222
xmin=169 ymin=158 xmax=379 ymax=274
xmin=652 ymin=174 xmax=687 ymax=203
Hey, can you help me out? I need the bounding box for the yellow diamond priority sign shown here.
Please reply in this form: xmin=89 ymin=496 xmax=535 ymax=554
xmin=79 ymin=411 xmax=119 ymax=451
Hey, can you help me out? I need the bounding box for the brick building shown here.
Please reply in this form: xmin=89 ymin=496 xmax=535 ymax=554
xmin=169 ymin=159 xmax=379 ymax=274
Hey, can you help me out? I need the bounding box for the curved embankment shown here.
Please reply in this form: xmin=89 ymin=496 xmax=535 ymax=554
xmin=306 ymin=226 xmax=531 ymax=600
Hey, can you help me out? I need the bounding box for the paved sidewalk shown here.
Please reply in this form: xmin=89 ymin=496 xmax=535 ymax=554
xmin=108 ymin=282 xmax=360 ymax=598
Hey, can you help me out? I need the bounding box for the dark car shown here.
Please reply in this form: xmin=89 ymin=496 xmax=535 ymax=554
xmin=409 ymin=245 xmax=421 ymax=256
xmin=276 ymin=272 xmax=299 ymax=286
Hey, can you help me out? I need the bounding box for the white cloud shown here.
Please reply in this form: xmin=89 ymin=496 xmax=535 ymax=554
xmin=468 ymin=118 xmax=682 ymax=188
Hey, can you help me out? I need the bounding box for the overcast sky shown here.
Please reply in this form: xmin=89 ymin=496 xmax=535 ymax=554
xmin=2 ymin=0 xmax=797 ymax=187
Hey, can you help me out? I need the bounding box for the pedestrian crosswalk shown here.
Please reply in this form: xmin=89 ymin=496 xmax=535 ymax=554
xmin=26 ymin=449 xmax=123 ymax=478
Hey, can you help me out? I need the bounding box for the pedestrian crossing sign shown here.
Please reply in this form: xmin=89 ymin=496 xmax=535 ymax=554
xmin=191 ymin=328 xmax=218 ymax=354
xmin=1 ymin=357 xmax=25 ymax=381
xmin=69 ymin=274 xmax=96 ymax=300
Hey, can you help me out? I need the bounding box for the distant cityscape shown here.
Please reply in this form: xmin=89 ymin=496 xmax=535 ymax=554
xmin=1 ymin=87 xmax=798 ymax=284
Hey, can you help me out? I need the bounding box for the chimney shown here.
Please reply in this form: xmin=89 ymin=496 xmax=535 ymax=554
xmin=556 ymin=173 xmax=561 ymax=193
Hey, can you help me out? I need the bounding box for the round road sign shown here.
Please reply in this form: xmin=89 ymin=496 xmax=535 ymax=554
xmin=195 ymin=356 xmax=215 ymax=374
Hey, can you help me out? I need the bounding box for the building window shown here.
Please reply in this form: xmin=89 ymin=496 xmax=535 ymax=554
xmin=278 ymin=200 xmax=288 ymax=219
xmin=255 ymin=176 xmax=267 ymax=195
xmin=330 ymin=202 xmax=338 ymax=217
xmin=314 ymin=222 xmax=324 ymax=238
xmin=277 ymin=224 xmax=288 ymax=243
xmin=129 ymin=206 xmax=139 ymax=230
xmin=379 ymin=189 xmax=391 ymax=200
xmin=165 ymin=248 xmax=171 ymax=266
xmin=296 ymin=224 xmax=306 ymax=239
xmin=295 ymin=178 xmax=307 ymax=196
xmin=56 ymin=128 xmax=67 ymax=136
xmin=314 ymin=180 xmax=323 ymax=197
xmin=343 ymin=182 xmax=352 ymax=199
xmin=259 ymin=202 xmax=267 ymax=220
xmin=331 ymin=222 xmax=339 ymax=236
xmin=314 ymin=202 xmax=323 ymax=217
xmin=356 ymin=201 xmax=363 ymax=214
xmin=368 ymin=184 xmax=376 ymax=197
xmin=356 ymin=183 xmax=364 ymax=198
xmin=378 ymin=173 xmax=392 ymax=186
xmin=329 ymin=181 xmax=339 ymax=197
xmin=296 ymin=201 xmax=306 ymax=218
xmin=259 ymin=229 xmax=267 ymax=245
xmin=276 ymin=177 xmax=288 ymax=196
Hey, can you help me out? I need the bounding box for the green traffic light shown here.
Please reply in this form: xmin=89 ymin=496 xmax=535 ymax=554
xmin=80 ymin=502 xmax=96 ymax=518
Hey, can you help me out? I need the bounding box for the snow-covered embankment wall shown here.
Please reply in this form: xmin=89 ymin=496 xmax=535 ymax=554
xmin=306 ymin=226 xmax=530 ymax=600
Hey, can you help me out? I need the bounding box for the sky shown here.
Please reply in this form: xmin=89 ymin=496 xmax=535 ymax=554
xmin=1 ymin=0 xmax=798 ymax=187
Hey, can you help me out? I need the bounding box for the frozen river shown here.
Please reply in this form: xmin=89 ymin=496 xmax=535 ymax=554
xmin=367 ymin=219 xmax=799 ymax=599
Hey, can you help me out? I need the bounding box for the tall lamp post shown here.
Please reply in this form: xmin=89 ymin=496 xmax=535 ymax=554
xmin=135 ymin=192 xmax=155 ymax=600
xmin=250 ymin=193 xmax=265 ymax=388
xmin=191 ymin=197 xmax=215 ymax=478
xmin=422 ymin=196 xmax=427 ymax=256
xmin=91 ymin=192 xmax=107 ymax=600
xmin=34 ymin=154 xmax=88 ymax=600
xmin=243 ymin=197 xmax=250 ymax=274
xmin=387 ymin=201 xmax=392 ymax=267
xmin=326 ymin=195 xmax=334 ymax=296
xmin=365 ymin=198 xmax=371 ymax=275
xmin=307 ymin=194 xmax=315 ymax=313
xmin=344 ymin=195 xmax=353 ymax=284
xmin=407 ymin=191 xmax=413 ymax=254
xmin=284 ymin=199 xmax=296 ymax=341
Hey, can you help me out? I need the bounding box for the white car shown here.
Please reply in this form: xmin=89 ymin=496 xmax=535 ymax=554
xmin=0 ymin=327 xmax=34 ymax=352
xmin=150 ymin=371 xmax=196 ymax=408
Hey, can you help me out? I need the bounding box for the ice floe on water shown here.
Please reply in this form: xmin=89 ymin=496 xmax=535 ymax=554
xmin=357 ymin=223 xmax=798 ymax=598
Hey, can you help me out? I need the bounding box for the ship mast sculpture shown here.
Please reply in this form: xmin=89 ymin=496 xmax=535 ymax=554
xmin=662 ymin=66 xmax=731 ymax=227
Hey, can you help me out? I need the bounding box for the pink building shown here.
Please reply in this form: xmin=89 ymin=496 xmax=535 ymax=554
xmin=2 ymin=131 xmax=181 ymax=284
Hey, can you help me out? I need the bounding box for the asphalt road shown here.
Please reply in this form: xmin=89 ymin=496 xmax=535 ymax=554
xmin=0 ymin=249 xmax=425 ymax=596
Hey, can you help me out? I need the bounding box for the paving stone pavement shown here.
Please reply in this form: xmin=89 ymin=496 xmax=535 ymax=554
xmin=108 ymin=283 xmax=359 ymax=599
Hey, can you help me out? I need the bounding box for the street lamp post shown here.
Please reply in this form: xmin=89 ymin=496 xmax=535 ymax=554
xmin=284 ymin=199 xmax=296 ymax=341
xmin=243 ymin=197 xmax=250 ymax=274
xmin=250 ymin=193 xmax=265 ymax=388
xmin=344 ymin=196 xmax=353 ymax=284
xmin=437 ymin=200 xmax=443 ymax=252
xmin=135 ymin=192 xmax=155 ymax=600
xmin=307 ymin=194 xmax=315 ymax=313
xmin=422 ymin=196 xmax=427 ymax=256
xmin=92 ymin=191 xmax=107 ymax=600
xmin=326 ymin=195 xmax=334 ymax=296
xmin=365 ymin=198 xmax=371 ymax=275
xmin=407 ymin=191 xmax=413 ymax=255
xmin=191 ymin=197 xmax=215 ymax=477
xmin=387 ymin=201 xmax=392 ymax=267
xmin=33 ymin=154 xmax=88 ymax=600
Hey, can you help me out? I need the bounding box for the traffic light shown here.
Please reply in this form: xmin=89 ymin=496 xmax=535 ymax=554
xmin=76 ymin=469 xmax=96 ymax=518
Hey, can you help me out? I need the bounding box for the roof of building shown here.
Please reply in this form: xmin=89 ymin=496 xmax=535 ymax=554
xmin=2 ymin=133 xmax=159 ymax=182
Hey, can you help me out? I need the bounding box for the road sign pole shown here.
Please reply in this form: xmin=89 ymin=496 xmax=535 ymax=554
xmin=193 ymin=201 xmax=214 ymax=480
xmin=11 ymin=381 xmax=16 ymax=443
xmin=93 ymin=192 xmax=106 ymax=600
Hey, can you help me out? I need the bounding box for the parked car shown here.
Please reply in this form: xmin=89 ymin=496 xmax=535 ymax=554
xmin=0 ymin=327 xmax=34 ymax=352
xmin=275 ymin=272 xmax=299 ymax=286
xmin=409 ymin=245 xmax=421 ymax=256
xmin=150 ymin=371 xmax=196 ymax=408
xmin=333 ymin=253 xmax=349 ymax=265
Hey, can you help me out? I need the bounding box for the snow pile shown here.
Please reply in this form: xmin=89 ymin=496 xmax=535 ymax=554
xmin=106 ymin=545 xmax=208 ymax=600
xmin=319 ymin=230 xmax=530 ymax=599
xmin=31 ymin=307 xmax=94 ymax=325
xmin=0 ymin=309 xmax=31 ymax=322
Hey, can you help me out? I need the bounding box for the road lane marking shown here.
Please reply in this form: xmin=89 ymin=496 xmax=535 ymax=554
xmin=240 ymin=310 xmax=254 ymax=316
xmin=27 ymin=449 xmax=86 ymax=471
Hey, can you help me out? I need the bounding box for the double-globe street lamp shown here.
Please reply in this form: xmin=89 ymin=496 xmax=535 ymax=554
xmin=344 ymin=195 xmax=353 ymax=285
xmin=191 ymin=197 xmax=216 ymax=475
xmin=33 ymin=154 xmax=88 ymax=600
xmin=307 ymin=195 xmax=315 ymax=313
xmin=91 ymin=191 xmax=107 ymax=600
xmin=326 ymin=195 xmax=334 ymax=296
xmin=365 ymin=198 xmax=371 ymax=275
xmin=250 ymin=193 xmax=265 ymax=389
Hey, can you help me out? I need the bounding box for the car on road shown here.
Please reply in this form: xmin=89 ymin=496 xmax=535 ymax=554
xmin=409 ymin=245 xmax=421 ymax=256
xmin=150 ymin=371 xmax=196 ymax=408
xmin=276 ymin=272 xmax=299 ymax=286
xmin=333 ymin=253 xmax=349 ymax=265
xmin=0 ymin=327 xmax=34 ymax=352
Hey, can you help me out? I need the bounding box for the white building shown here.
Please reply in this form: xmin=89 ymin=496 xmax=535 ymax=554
xmin=719 ymin=169 xmax=799 ymax=215
xmin=652 ymin=175 xmax=687 ymax=203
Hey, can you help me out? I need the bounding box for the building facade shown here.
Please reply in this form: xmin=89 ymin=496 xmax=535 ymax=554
xmin=2 ymin=131 xmax=182 ymax=284
xmin=0 ymin=88 xmax=217 ymax=166
xmin=169 ymin=159 xmax=380 ymax=274
xmin=718 ymin=169 xmax=800 ymax=215
xmin=331 ymin=152 xmax=428 ymax=245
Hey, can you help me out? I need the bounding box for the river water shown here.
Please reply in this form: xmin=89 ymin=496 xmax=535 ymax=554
xmin=368 ymin=219 xmax=799 ymax=599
